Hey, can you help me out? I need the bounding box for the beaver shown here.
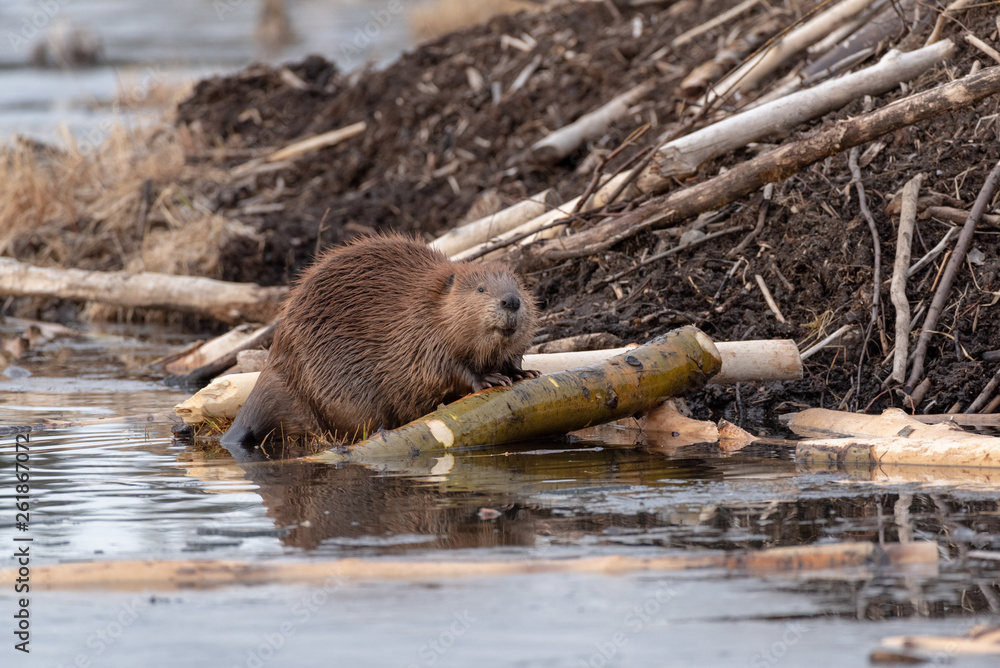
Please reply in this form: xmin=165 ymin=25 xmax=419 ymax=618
xmin=222 ymin=233 xmax=539 ymax=449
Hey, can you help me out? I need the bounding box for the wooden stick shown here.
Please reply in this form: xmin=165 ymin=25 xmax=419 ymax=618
xmin=164 ymin=321 xmax=278 ymax=388
xmin=0 ymin=258 xmax=286 ymax=324
xmin=705 ymin=0 xmax=876 ymax=103
xmin=508 ymin=62 xmax=1000 ymax=270
xmin=754 ymin=274 xmax=786 ymax=323
xmin=889 ymin=174 xmax=922 ymax=384
xmin=647 ymin=40 xmax=954 ymax=180
xmin=906 ymin=160 xmax=1000 ymax=391
xmin=799 ymin=324 xmax=854 ymax=360
xmin=671 ymin=0 xmax=762 ymax=48
xmin=964 ymin=365 xmax=1000 ymax=414
xmin=0 ymin=542 xmax=934 ymax=590
xmin=526 ymin=82 xmax=653 ymax=165
xmin=907 ymin=226 xmax=958 ymax=278
xmin=430 ymin=189 xmax=558 ymax=257
xmin=231 ymin=121 xmax=366 ymax=176
xmin=966 ymin=33 xmax=1000 ymax=65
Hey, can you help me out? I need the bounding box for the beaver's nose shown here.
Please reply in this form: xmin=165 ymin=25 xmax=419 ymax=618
xmin=500 ymin=294 xmax=521 ymax=311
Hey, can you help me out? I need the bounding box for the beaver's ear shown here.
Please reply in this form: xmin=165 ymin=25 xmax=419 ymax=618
xmin=443 ymin=273 xmax=455 ymax=293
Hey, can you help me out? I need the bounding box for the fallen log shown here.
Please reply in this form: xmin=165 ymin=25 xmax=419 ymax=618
xmin=526 ymin=82 xmax=653 ymax=166
xmin=0 ymin=541 xmax=936 ymax=590
xmin=164 ymin=321 xmax=277 ymax=387
xmin=174 ymin=337 xmax=801 ymax=427
xmin=506 ymin=62 xmax=1000 ymax=269
xmin=310 ymin=327 xmax=722 ymax=462
xmin=648 ymin=40 xmax=954 ymax=180
xmin=429 ymin=189 xmax=558 ymax=257
xmin=0 ymin=258 xmax=286 ymax=324
xmin=785 ymin=408 xmax=1000 ymax=469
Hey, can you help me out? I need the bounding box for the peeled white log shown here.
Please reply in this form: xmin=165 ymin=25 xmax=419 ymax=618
xmin=452 ymin=172 xmax=633 ymax=261
xmin=431 ymin=189 xmax=557 ymax=257
xmin=787 ymin=407 xmax=1000 ymax=468
xmin=174 ymin=373 xmax=260 ymax=424
xmin=647 ymin=40 xmax=955 ymax=181
xmin=704 ymin=0 xmax=875 ymax=104
xmin=526 ymin=339 xmax=802 ymax=385
xmin=526 ymin=82 xmax=653 ymax=165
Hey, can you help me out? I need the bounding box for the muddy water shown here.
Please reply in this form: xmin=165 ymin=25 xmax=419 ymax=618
xmin=0 ymin=0 xmax=414 ymax=141
xmin=1 ymin=325 xmax=999 ymax=666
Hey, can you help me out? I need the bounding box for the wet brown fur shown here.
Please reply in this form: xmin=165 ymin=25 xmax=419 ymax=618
xmin=222 ymin=233 xmax=538 ymax=447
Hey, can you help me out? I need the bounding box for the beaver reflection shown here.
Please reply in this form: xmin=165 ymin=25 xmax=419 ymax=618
xmin=239 ymin=460 xmax=538 ymax=551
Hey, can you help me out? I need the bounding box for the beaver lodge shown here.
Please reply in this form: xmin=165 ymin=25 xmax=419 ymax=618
xmin=5 ymin=0 xmax=1000 ymax=426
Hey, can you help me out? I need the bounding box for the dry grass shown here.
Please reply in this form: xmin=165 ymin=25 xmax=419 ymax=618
xmin=410 ymin=0 xmax=538 ymax=42
xmin=0 ymin=113 xmax=263 ymax=322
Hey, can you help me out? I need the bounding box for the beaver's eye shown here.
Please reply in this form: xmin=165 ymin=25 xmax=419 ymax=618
xmin=477 ymin=286 xmax=485 ymax=293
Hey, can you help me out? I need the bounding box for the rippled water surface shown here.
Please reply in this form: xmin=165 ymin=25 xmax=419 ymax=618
xmin=1 ymin=324 xmax=999 ymax=666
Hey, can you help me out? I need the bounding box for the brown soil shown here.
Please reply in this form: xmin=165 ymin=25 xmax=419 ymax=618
xmin=9 ymin=0 xmax=1000 ymax=423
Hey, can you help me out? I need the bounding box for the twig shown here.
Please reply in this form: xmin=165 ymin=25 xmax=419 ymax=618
xmin=800 ymin=324 xmax=854 ymax=361
xmin=966 ymin=33 xmax=1000 ymax=65
xmin=728 ymin=183 xmax=773 ymax=257
xmin=964 ymin=365 xmax=1000 ymax=414
xmin=754 ymin=274 xmax=786 ymax=324
xmin=593 ymin=226 xmax=747 ymax=291
xmin=907 ymin=226 xmax=958 ymax=278
xmin=849 ymin=140 xmax=882 ymax=409
xmin=672 ymin=0 xmax=763 ymax=48
xmin=888 ymin=174 xmax=922 ymax=385
xmin=906 ymin=159 xmax=1000 ymax=391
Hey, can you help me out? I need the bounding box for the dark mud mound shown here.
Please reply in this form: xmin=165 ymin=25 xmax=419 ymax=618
xmin=176 ymin=0 xmax=759 ymax=285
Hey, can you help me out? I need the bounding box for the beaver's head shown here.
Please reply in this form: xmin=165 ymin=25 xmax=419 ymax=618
xmin=439 ymin=262 xmax=538 ymax=368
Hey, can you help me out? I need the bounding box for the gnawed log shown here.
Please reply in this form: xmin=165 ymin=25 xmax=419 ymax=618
xmin=0 ymin=541 xmax=936 ymax=590
xmin=0 ymin=258 xmax=286 ymax=323
xmin=174 ymin=373 xmax=259 ymax=425
xmin=164 ymin=321 xmax=277 ymax=387
xmin=310 ymin=326 xmax=721 ymax=463
xmin=786 ymin=408 xmax=1000 ymax=468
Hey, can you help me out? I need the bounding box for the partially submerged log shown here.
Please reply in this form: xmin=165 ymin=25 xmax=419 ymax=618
xmin=311 ymin=326 xmax=721 ymax=462
xmin=0 ymin=258 xmax=286 ymax=323
xmin=786 ymin=408 xmax=1000 ymax=469
xmin=873 ymin=625 xmax=1000 ymax=662
xmin=0 ymin=541 xmax=936 ymax=590
xmin=164 ymin=321 xmax=277 ymax=387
